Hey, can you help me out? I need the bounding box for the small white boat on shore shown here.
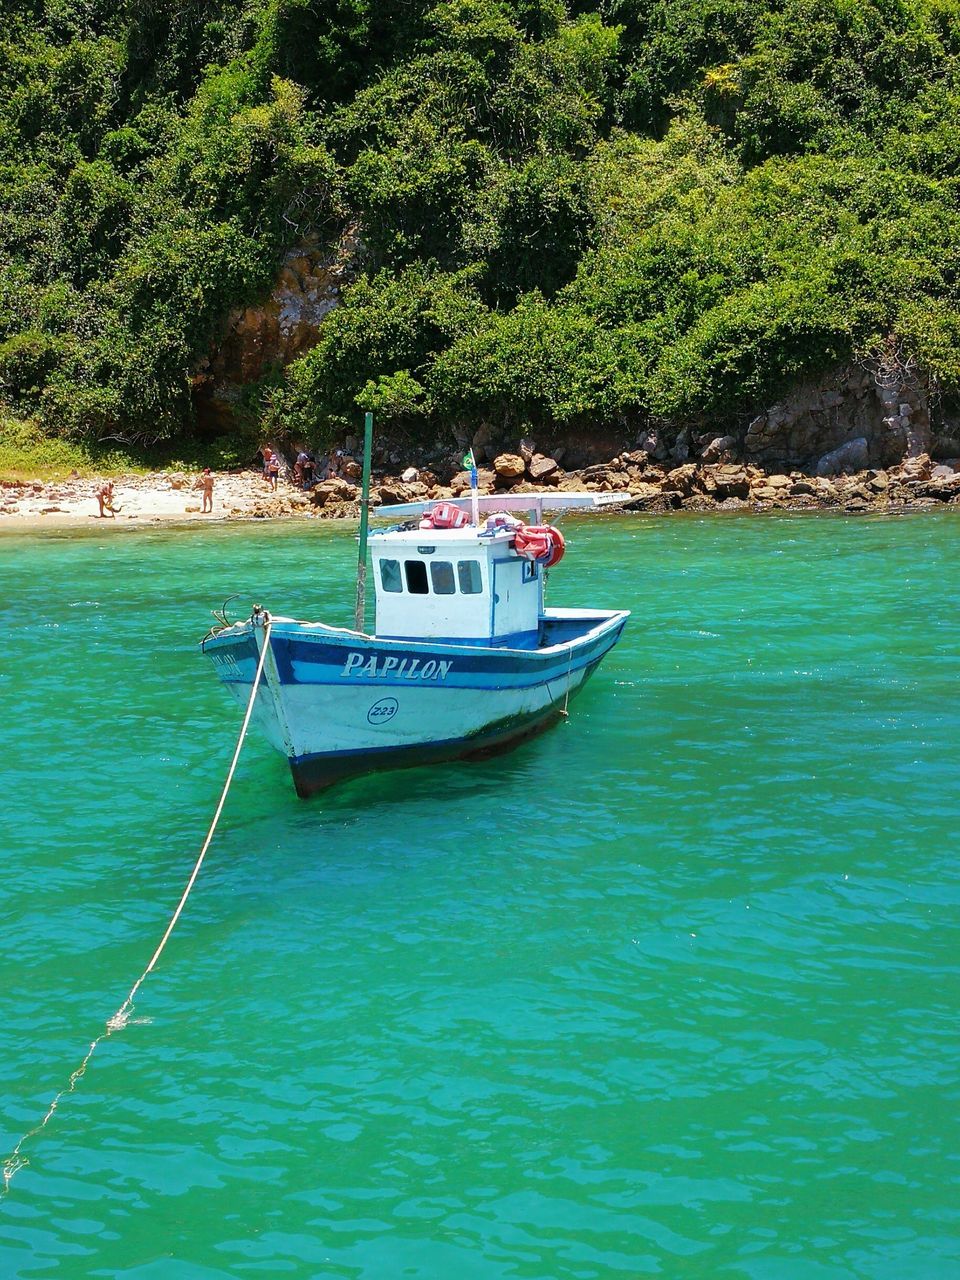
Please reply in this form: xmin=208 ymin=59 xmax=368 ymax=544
xmin=203 ymin=489 xmax=629 ymax=796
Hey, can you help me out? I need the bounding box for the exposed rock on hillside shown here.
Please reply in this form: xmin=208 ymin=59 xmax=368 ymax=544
xmin=739 ymin=359 xmax=936 ymax=471
xmin=193 ymin=224 xmax=360 ymax=428
xmin=435 ymin=357 xmax=955 ymax=477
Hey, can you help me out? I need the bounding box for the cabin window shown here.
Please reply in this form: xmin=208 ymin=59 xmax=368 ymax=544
xmin=430 ymin=561 xmax=456 ymax=595
xmin=380 ymin=559 xmax=403 ymax=593
xmin=404 ymin=559 xmax=429 ymax=594
xmin=522 ymin=559 xmax=538 ymax=583
xmin=458 ymin=560 xmax=482 ymax=594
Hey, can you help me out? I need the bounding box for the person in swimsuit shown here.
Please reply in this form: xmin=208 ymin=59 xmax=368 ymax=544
xmin=195 ymin=468 xmax=214 ymax=513
xmin=96 ymin=481 xmax=118 ymax=517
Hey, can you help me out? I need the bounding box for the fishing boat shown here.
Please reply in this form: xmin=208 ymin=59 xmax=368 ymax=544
xmin=202 ymin=432 xmax=629 ymax=796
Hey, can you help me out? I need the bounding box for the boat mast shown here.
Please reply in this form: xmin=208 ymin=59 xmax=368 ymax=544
xmin=354 ymin=410 xmax=374 ymax=633
xmin=464 ymin=447 xmax=480 ymax=526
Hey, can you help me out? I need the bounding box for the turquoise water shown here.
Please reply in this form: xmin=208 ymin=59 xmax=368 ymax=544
xmin=1 ymin=512 xmax=958 ymax=1279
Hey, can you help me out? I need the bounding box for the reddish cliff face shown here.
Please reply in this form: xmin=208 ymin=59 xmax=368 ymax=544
xmin=193 ymin=224 xmax=360 ymax=429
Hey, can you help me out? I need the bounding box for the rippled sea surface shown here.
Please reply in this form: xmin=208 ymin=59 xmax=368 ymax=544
xmin=1 ymin=512 xmax=958 ymax=1279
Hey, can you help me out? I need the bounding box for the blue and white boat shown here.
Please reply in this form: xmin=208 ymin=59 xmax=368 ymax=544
xmin=202 ymin=492 xmax=629 ymax=796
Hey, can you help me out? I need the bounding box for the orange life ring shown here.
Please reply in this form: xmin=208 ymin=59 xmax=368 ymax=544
xmin=514 ymin=524 xmax=565 ymax=567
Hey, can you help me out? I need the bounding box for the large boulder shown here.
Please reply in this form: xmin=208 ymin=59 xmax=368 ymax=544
xmin=529 ymin=454 xmax=559 ymax=481
xmin=896 ymin=451 xmax=933 ymax=482
xmin=710 ymin=465 xmax=751 ymax=499
xmin=700 ymin=434 xmax=736 ymax=463
xmin=450 ymin=468 xmax=496 ymax=491
xmin=636 ymin=427 xmax=667 ymax=459
xmin=622 ymin=482 xmax=664 ymax=508
xmin=493 ymin=453 xmax=526 ymax=479
xmin=816 ymin=437 xmax=869 ymax=476
xmin=750 ymin=473 xmax=791 ymax=496
xmin=577 ymin=466 xmax=615 ymax=490
xmin=377 ymin=480 xmax=412 ymax=505
xmin=921 ymin=465 xmax=960 ymax=499
xmin=664 ymin=463 xmax=697 ymax=497
xmin=670 ymin=429 xmax=690 ymax=463
xmin=314 ymin=476 xmax=358 ymax=502
xmin=451 ymin=468 xmax=496 ymax=494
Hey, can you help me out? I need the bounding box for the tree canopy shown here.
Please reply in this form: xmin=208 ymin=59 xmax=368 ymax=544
xmin=2 ymin=0 xmax=960 ymax=446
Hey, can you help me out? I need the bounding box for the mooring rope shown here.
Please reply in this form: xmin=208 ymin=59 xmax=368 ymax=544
xmin=2 ymin=618 xmax=273 ymax=1194
xmin=559 ymin=647 xmax=574 ymax=719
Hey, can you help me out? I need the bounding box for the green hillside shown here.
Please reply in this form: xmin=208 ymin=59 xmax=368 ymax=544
xmin=2 ymin=0 xmax=959 ymax=451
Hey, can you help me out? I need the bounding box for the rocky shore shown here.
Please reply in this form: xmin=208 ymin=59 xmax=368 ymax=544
xmin=354 ymin=447 xmax=960 ymax=517
xmin=2 ymin=448 xmax=959 ymax=527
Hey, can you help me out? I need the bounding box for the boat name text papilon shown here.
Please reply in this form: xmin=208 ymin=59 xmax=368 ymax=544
xmin=341 ymin=653 xmax=453 ymax=681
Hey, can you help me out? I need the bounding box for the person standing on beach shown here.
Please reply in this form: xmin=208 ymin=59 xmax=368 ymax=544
xmin=268 ymin=452 xmax=280 ymax=489
xmin=96 ymin=481 xmax=118 ymax=518
xmin=295 ymin=450 xmax=315 ymax=489
xmin=195 ymin=468 xmax=214 ymax=513
xmin=261 ymin=446 xmax=273 ymax=481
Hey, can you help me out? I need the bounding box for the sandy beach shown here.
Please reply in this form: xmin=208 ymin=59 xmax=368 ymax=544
xmin=0 ymin=468 xmax=318 ymax=529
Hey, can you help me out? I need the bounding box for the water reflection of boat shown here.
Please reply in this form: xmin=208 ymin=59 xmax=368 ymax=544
xmin=203 ymin=492 xmax=629 ymax=796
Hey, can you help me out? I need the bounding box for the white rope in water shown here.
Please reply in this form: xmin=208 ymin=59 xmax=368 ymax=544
xmin=560 ymin=647 xmax=574 ymax=719
xmin=2 ymin=619 xmax=273 ymax=1194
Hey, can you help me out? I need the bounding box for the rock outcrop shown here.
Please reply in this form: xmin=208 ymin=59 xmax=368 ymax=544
xmin=816 ymin=437 xmax=869 ymax=476
xmin=193 ymin=223 xmax=360 ymax=428
xmin=738 ymin=357 xmax=938 ymax=471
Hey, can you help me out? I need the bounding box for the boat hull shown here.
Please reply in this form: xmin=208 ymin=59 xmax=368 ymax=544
xmin=203 ymin=609 xmax=628 ymax=796
xmin=287 ymin=701 xmax=570 ymax=797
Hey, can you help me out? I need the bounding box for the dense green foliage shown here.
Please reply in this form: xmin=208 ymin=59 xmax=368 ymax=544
xmin=2 ymin=0 xmax=960 ymax=445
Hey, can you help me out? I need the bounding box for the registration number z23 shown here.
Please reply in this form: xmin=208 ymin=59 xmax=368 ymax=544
xmin=367 ymin=697 xmax=399 ymax=725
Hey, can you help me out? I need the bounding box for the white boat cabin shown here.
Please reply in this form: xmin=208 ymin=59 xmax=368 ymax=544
xmin=369 ymin=526 xmax=541 ymax=647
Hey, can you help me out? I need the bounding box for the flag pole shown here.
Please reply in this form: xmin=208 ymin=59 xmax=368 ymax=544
xmin=467 ymin=448 xmax=480 ymax=527
xmin=354 ymin=411 xmax=374 ymax=633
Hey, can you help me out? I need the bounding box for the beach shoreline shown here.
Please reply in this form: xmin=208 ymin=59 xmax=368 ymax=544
xmin=2 ymin=451 xmax=959 ymax=531
xmin=0 ymin=467 xmax=316 ymax=529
